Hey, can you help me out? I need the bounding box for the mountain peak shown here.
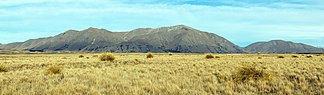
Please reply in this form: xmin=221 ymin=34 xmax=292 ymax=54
xmin=270 ymin=40 xmax=284 ymax=42
xmin=65 ymin=29 xmax=78 ymax=33
xmin=269 ymin=40 xmax=289 ymax=43
xmin=84 ymin=27 xmax=100 ymax=31
xmin=170 ymin=24 xmax=192 ymax=29
xmin=59 ymin=29 xmax=78 ymax=36
xmin=82 ymin=27 xmax=111 ymax=32
xmin=173 ymin=24 xmax=189 ymax=27
xmin=129 ymin=25 xmax=196 ymax=34
xmin=155 ymin=25 xmax=195 ymax=31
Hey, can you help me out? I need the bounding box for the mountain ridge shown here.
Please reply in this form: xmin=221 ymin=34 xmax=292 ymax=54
xmin=0 ymin=25 xmax=242 ymax=53
xmin=244 ymin=40 xmax=324 ymax=53
xmin=0 ymin=25 xmax=323 ymax=53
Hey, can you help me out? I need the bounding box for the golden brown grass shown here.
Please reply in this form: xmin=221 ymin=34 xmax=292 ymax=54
xmin=92 ymin=55 xmax=99 ymax=57
xmin=0 ymin=53 xmax=323 ymax=94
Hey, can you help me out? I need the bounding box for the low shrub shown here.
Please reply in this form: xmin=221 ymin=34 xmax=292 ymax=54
xmin=306 ymin=56 xmax=312 ymax=58
xmin=292 ymin=55 xmax=298 ymax=58
xmin=205 ymin=54 xmax=214 ymax=59
xmin=277 ymin=56 xmax=285 ymax=58
xmin=233 ymin=65 xmax=270 ymax=82
xmin=46 ymin=65 xmax=63 ymax=75
xmin=99 ymin=53 xmax=115 ymax=61
xmin=146 ymin=53 xmax=154 ymax=58
xmin=79 ymin=55 xmax=84 ymax=58
xmin=0 ymin=64 xmax=8 ymax=72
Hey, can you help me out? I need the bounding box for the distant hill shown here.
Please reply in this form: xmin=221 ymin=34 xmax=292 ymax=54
xmin=0 ymin=25 xmax=242 ymax=53
xmin=243 ymin=40 xmax=324 ymax=53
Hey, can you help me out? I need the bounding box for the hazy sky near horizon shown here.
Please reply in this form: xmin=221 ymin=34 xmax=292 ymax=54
xmin=0 ymin=0 xmax=324 ymax=47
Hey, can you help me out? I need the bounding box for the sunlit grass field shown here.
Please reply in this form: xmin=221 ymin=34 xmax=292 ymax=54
xmin=0 ymin=53 xmax=323 ymax=94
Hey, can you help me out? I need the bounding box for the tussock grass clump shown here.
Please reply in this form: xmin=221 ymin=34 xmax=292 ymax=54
xmin=277 ymin=56 xmax=285 ymax=58
xmin=205 ymin=54 xmax=214 ymax=59
xmin=46 ymin=65 xmax=63 ymax=75
xmin=233 ymin=65 xmax=270 ymax=82
xmin=292 ymin=55 xmax=298 ymax=58
xmin=79 ymin=55 xmax=84 ymax=58
xmin=92 ymin=55 xmax=99 ymax=57
xmin=215 ymin=56 xmax=221 ymax=58
xmin=146 ymin=53 xmax=154 ymax=58
xmin=258 ymin=57 xmax=262 ymax=59
xmin=99 ymin=53 xmax=115 ymax=61
xmin=306 ymin=55 xmax=312 ymax=58
xmin=0 ymin=64 xmax=8 ymax=72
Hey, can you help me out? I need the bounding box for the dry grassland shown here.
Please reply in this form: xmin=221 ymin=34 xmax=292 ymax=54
xmin=0 ymin=53 xmax=323 ymax=95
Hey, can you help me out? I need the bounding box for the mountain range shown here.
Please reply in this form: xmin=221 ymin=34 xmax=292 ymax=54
xmin=0 ymin=25 xmax=323 ymax=53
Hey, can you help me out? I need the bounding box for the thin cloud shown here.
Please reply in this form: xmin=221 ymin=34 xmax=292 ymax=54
xmin=0 ymin=0 xmax=323 ymax=47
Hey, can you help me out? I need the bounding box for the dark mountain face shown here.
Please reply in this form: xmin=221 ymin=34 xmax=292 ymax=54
xmin=110 ymin=25 xmax=242 ymax=53
xmin=0 ymin=25 xmax=242 ymax=53
xmin=244 ymin=40 xmax=324 ymax=53
xmin=0 ymin=28 xmax=126 ymax=52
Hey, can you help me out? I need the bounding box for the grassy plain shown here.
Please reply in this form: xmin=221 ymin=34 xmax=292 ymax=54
xmin=0 ymin=53 xmax=323 ymax=95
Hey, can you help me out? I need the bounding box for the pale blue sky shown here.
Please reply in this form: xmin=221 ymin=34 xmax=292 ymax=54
xmin=0 ymin=0 xmax=324 ymax=47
